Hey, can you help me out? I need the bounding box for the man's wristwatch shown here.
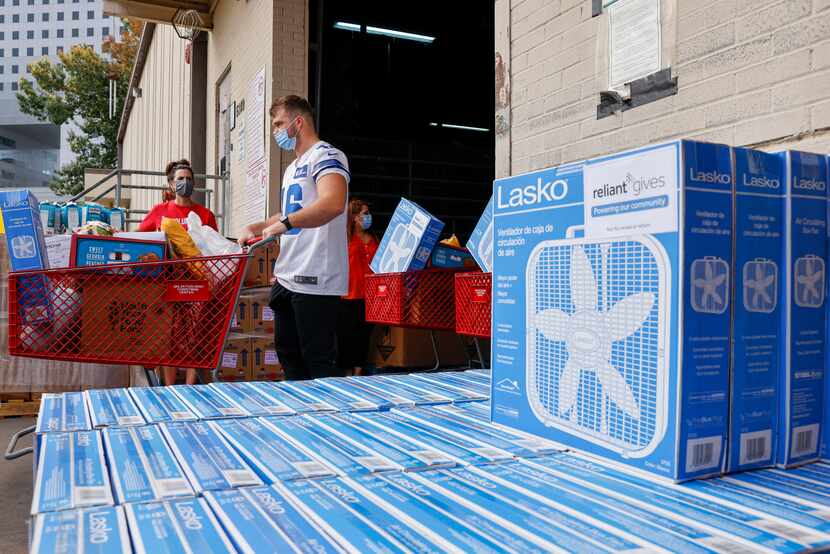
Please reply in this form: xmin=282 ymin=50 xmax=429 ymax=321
xmin=280 ymin=215 xmax=293 ymax=231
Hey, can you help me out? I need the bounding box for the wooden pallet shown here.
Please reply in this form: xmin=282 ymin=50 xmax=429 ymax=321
xmin=0 ymin=397 xmax=40 ymax=418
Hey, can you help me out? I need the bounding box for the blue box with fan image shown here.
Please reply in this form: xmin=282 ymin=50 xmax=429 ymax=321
xmin=370 ymin=198 xmax=444 ymax=274
xmin=775 ymin=151 xmax=828 ymax=468
xmin=491 ymin=140 xmax=734 ymax=481
xmin=727 ymin=148 xmax=786 ymax=473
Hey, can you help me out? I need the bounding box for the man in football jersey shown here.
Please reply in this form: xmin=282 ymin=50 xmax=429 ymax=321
xmin=238 ymin=95 xmax=350 ymax=380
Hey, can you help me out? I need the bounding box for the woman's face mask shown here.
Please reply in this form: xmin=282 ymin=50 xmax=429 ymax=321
xmin=359 ymin=213 xmax=372 ymax=230
xmin=175 ymin=177 xmax=194 ymax=197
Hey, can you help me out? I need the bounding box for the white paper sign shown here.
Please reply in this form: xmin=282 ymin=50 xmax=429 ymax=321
xmin=265 ymin=350 xmax=279 ymax=365
xmin=222 ymin=352 xmax=238 ymax=368
xmin=608 ymin=0 xmax=660 ymax=89
xmin=246 ymin=159 xmax=269 ymax=225
xmin=246 ymin=68 xmax=266 ymax=169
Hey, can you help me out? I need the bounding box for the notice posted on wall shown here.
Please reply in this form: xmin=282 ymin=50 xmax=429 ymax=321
xmin=246 ymin=68 xmax=266 ymax=169
xmin=246 ymin=159 xmax=268 ymax=224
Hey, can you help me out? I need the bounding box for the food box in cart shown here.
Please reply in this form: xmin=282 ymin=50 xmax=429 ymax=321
xmin=70 ymin=234 xmax=167 ymax=274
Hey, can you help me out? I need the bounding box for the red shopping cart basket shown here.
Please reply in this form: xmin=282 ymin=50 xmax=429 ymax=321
xmin=365 ymin=269 xmax=462 ymax=331
xmin=7 ymin=238 xmax=272 ymax=370
xmin=455 ymin=272 xmax=491 ymax=338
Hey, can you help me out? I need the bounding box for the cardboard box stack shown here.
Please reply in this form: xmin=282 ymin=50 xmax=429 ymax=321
xmin=220 ymin=238 xmax=283 ymax=382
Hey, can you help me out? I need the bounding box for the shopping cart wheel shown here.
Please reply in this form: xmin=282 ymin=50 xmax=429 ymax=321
xmin=5 ymin=425 xmax=35 ymax=460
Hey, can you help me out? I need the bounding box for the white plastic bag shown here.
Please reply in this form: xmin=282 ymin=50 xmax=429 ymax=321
xmin=187 ymin=212 xmax=241 ymax=256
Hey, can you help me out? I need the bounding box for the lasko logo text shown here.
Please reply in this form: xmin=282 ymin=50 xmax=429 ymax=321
xmin=744 ymin=174 xmax=780 ymax=189
xmin=253 ymin=489 xmax=286 ymax=515
xmin=176 ymin=503 xmax=203 ymax=530
xmin=88 ymin=512 xmax=112 ymax=544
xmin=497 ymin=177 xmax=569 ymax=208
xmin=690 ymin=168 xmax=731 ymax=185
xmin=795 ymin=177 xmax=827 ymax=191
xmin=592 ymin=172 xmax=667 ymax=199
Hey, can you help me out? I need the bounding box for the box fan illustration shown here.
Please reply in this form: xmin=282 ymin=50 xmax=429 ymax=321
xmin=526 ymin=228 xmax=670 ymax=457
xmin=378 ymin=223 xmax=419 ymax=273
xmin=794 ymin=255 xmax=825 ymax=309
xmin=690 ymin=257 xmax=729 ymax=314
xmin=743 ymin=258 xmax=777 ymax=313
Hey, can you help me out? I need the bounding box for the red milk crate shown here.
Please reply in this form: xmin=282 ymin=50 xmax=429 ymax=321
xmin=455 ymin=272 xmax=491 ymax=338
xmin=365 ymin=269 xmax=460 ymax=331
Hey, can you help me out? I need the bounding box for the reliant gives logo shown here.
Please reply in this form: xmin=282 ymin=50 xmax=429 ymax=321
xmin=592 ymin=172 xmax=667 ymax=200
xmin=497 ymin=177 xmax=569 ymax=208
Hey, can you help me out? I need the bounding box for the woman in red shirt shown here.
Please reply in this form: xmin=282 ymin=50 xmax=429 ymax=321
xmin=337 ymin=198 xmax=379 ymax=376
xmin=138 ymin=159 xmax=218 ymax=232
xmin=141 ymin=159 xmax=218 ymax=386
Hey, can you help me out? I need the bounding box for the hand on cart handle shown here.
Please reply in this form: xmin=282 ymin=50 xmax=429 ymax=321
xmin=245 ymin=235 xmax=276 ymax=252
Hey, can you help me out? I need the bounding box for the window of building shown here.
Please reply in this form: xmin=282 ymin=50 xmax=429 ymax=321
xmin=57 ymin=12 xmax=63 ymax=21
xmin=27 ymin=13 xmax=33 ymax=22
xmin=41 ymin=47 xmax=48 ymax=55
xmin=72 ymin=28 xmax=79 ymax=37
xmin=27 ymin=31 xmax=34 ymax=39
xmin=0 ymin=84 xmax=4 ymax=92
xmin=0 ymin=1 xmax=4 ymax=6
xmin=102 ymin=27 xmax=109 ymax=37
xmin=0 ymin=67 xmax=4 ymax=74
xmin=42 ymin=12 xmax=49 ymax=21
xmin=0 ymin=33 xmax=3 ymax=40
xmin=12 ymin=0 xmax=18 ymax=5
xmin=42 ymin=30 xmax=48 ymax=39
xmin=86 ymin=27 xmax=93 ymax=37
xmin=12 ymin=14 xmax=18 ymax=23
xmin=42 ymin=0 xmax=49 ymax=3
xmin=12 ymin=65 xmax=18 ymax=74
xmin=57 ymin=46 xmax=63 ymax=54
xmin=11 ymin=47 xmax=18 ymax=56
xmin=86 ymin=10 xmax=93 ymax=19
xmin=72 ymin=11 xmax=79 ymax=20
xmin=0 ymin=15 xmax=4 ymax=23
xmin=57 ymin=29 xmax=63 ymax=38
xmin=27 ymin=0 xmax=33 ymax=4
xmin=11 ymin=82 xmax=18 ymax=91
xmin=26 ymin=47 xmax=33 ymax=56
xmin=0 ymin=50 xmax=3 ymax=58
xmin=58 ymin=0 xmax=63 ymax=3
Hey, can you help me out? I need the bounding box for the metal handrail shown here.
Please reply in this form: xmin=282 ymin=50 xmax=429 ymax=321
xmin=65 ymin=168 xmax=228 ymax=234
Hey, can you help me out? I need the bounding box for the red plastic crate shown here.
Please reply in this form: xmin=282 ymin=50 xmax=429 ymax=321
xmin=455 ymin=272 xmax=491 ymax=338
xmin=365 ymin=269 xmax=460 ymax=331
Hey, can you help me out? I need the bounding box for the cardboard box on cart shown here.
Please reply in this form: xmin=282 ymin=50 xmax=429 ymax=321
xmin=250 ymin=333 xmax=284 ymax=381
xmin=219 ymin=333 xmax=252 ymax=381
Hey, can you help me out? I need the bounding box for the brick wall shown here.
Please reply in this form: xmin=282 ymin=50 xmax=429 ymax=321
xmin=498 ymin=0 xmax=830 ymax=176
xmin=206 ymin=0 xmax=308 ymax=236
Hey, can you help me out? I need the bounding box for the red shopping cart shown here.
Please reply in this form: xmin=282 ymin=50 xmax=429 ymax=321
xmin=365 ymin=268 xmax=471 ymax=370
xmin=454 ymin=271 xmax=491 ymax=369
xmin=7 ymin=237 xmax=274 ymax=383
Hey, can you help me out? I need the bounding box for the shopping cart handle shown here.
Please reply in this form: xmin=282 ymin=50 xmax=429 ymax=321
xmin=5 ymin=425 xmax=35 ymax=460
xmin=246 ymin=236 xmax=277 ymax=252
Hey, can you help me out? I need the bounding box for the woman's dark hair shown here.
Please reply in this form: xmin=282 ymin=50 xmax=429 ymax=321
xmin=346 ymin=197 xmax=369 ymax=238
xmin=163 ymin=158 xmax=193 ymax=201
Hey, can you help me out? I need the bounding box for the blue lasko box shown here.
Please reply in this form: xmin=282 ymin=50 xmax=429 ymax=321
xmin=728 ymin=148 xmax=785 ymax=473
xmin=776 ymin=151 xmax=827 ymax=468
xmin=492 ymin=140 xmax=733 ymax=482
xmin=466 ymin=195 xmax=494 ymax=272
xmin=370 ymin=198 xmax=444 ymax=274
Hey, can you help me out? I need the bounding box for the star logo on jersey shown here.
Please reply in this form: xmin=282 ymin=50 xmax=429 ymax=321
xmin=294 ymin=165 xmax=308 ymax=178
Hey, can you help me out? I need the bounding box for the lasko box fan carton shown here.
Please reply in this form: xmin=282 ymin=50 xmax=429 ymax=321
xmin=776 ymin=151 xmax=828 ymax=468
xmin=728 ymin=148 xmax=786 ymax=472
xmin=370 ymin=198 xmax=444 ymax=274
xmin=466 ymin=195 xmax=495 ymax=272
xmin=492 ymin=140 xmax=734 ymax=481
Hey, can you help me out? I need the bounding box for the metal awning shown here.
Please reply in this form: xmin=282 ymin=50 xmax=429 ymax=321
xmin=103 ymin=0 xmax=215 ymax=30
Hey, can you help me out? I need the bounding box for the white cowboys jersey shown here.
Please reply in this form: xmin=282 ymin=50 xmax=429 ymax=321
xmin=273 ymin=141 xmax=350 ymax=295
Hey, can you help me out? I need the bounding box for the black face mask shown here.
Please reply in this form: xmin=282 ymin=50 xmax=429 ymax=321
xmin=175 ymin=178 xmax=194 ymax=197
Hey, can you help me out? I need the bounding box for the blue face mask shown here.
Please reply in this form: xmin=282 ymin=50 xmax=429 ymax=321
xmin=273 ymin=120 xmax=298 ymax=151
xmin=360 ymin=213 xmax=372 ymax=230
